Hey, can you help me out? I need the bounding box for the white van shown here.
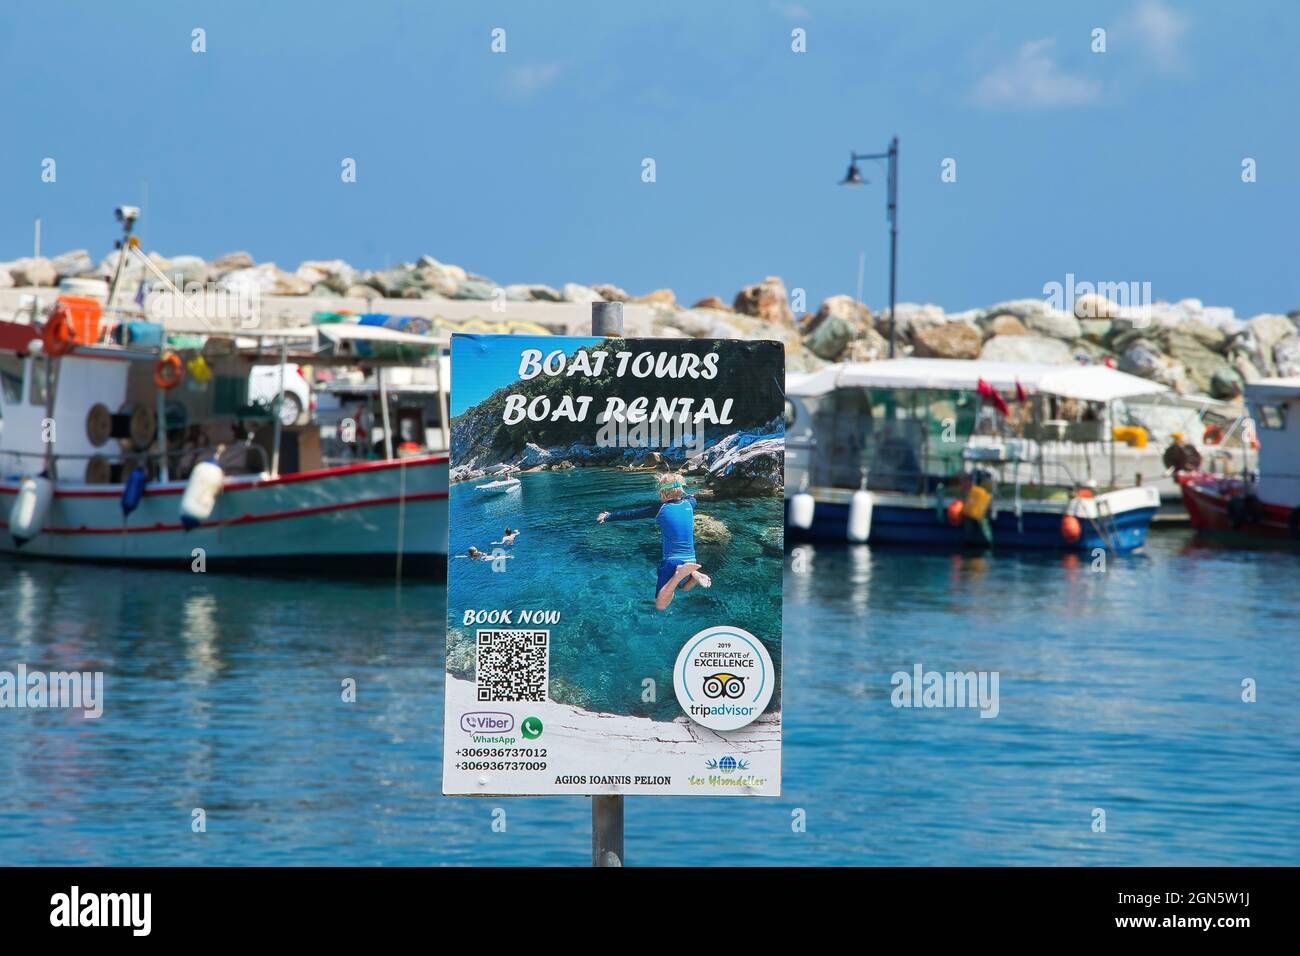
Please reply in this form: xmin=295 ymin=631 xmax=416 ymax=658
xmin=248 ymin=363 xmax=314 ymax=427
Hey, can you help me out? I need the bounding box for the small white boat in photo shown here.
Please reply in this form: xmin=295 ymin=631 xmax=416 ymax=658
xmin=474 ymin=476 xmax=521 ymax=495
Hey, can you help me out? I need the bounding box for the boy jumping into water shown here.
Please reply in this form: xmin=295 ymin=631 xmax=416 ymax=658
xmin=597 ymin=472 xmax=711 ymax=610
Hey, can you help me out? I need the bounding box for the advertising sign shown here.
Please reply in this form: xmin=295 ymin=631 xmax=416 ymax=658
xmin=443 ymin=334 xmax=784 ymax=796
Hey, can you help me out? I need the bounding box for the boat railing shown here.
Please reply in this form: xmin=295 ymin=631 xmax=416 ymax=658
xmin=0 ymin=440 xmax=270 ymax=483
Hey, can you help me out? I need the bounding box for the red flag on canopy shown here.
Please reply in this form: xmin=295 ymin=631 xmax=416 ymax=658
xmin=1015 ymin=380 xmax=1028 ymax=403
xmin=977 ymin=378 xmax=1011 ymax=417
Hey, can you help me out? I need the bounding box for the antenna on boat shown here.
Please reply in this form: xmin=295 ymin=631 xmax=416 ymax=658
xmin=590 ymin=299 xmax=625 ymax=868
xmin=107 ymin=205 xmax=141 ymax=307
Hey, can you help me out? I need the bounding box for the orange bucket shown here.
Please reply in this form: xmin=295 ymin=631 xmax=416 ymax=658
xmin=56 ymin=295 xmax=103 ymax=345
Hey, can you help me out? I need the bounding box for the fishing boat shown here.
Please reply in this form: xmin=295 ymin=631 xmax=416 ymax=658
xmin=0 ymin=226 xmax=449 ymax=574
xmin=1178 ymin=376 xmax=1300 ymax=546
xmin=784 ymin=358 xmax=1167 ymax=553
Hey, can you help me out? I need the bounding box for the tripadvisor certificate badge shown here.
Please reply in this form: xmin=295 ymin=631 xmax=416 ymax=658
xmin=673 ymin=626 xmax=775 ymax=731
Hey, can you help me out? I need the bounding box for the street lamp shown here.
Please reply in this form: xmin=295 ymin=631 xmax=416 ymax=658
xmin=839 ymin=136 xmax=899 ymax=357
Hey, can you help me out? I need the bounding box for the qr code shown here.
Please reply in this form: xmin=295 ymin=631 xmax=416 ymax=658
xmin=475 ymin=629 xmax=549 ymax=702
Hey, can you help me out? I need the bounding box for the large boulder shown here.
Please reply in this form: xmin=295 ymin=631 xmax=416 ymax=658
xmin=295 ymin=259 xmax=355 ymax=294
xmin=7 ymin=256 xmax=57 ymax=286
xmin=980 ymin=334 xmax=1072 ymax=364
xmin=216 ymin=262 xmax=311 ymax=297
xmin=517 ymin=443 xmax=554 ymax=468
xmin=562 ymin=282 xmax=602 ymax=304
xmin=691 ymin=295 xmax=732 ymax=311
xmin=505 ymin=283 xmax=563 ymax=302
xmin=1244 ymin=313 xmax=1297 ymax=375
xmin=206 ymin=251 xmax=256 ymax=277
xmin=1024 ymin=307 xmax=1081 ymax=341
xmin=984 ymin=313 xmax=1030 ymax=337
xmin=1164 ymin=328 xmax=1233 ymax=394
xmin=1073 ymin=293 xmax=1121 ymax=320
xmin=733 ymin=276 xmax=794 ymax=326
xmin=1211 ymin=367 xmax=1245 ymax=400
xmin=450 ymin=278 xmax=499 ymax=300
xmin=50 ymin=249 xmax=95 ymax=278
xmin=1274 ymin=335 xmax=1300 ymax=378
xmin=694 ymin=513 xmax=733 ymax=547
xmin=593 ymin=284 xmax=631 ymax=302
xmin=1177 ymin=319 xmax=1228 ymax=352
xmin=416 ymin=255 xmax=467 ymax=283
xmin=912 ymin=320 xmax=981 ymax=359
xmin=801 ymin=295 xmax=871 ymax=361
xmin=633 ymin=288 xmax=676 ymax=306
xmin=878 ymin=302 xmax=947 ymax=340
xmin=1118 ymin=338 xmax=1188 ymax=390
xmin=842 ymin=329 xmax=889 ymax=362
xmin=692 ymin=431 xmax=785 ymax=497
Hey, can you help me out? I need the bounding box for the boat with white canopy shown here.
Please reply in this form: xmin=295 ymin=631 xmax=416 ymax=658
xmin=785 ymin=358 xmax=1167 ymax=552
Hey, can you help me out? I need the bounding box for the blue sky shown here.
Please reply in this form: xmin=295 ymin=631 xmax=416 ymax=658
xmin=3 ymin=0 xmax=1297 ymax=318
xmin=450 ymin=334 xmax=601 ymax=416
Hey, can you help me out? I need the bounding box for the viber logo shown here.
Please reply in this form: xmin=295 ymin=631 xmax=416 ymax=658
xmin=460 ymin=712 xmax=514 ymax=733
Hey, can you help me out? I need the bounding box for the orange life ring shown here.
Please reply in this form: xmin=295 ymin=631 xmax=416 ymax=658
xmin=41 ymin=305 xmax=77 ymax=356
xmin=154 ymin=351 xmax=184 ymax=390
xmin=1204 ymin=424 xmax=1223 ymax=446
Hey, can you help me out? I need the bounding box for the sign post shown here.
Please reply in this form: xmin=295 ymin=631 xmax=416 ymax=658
xmin=590 ymin=301 xmax=625 ymax=867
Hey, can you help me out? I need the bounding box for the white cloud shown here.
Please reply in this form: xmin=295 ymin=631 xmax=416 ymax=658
xmin=972 ymin=38 xmax=1101 ymax=110
xmin=503 ymin=63 xmax=562 ymax=99
xmin=1126 ymin=0 xmax=1190 ymax=73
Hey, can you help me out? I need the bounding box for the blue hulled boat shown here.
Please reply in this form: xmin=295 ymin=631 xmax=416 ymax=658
xmin=784 ymin=359 xmax=1165 ymax=553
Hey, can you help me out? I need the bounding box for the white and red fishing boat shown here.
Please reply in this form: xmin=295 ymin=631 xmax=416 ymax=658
xmin=1179 ymin=376 xmax=1300 ymax=546
xmin=0 ymin=303 xmax=449 ymax=574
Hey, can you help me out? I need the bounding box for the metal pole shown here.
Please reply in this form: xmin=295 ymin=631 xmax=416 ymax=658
xmin=590 ymin=299 xmax=625 ymax=867
xmin=270 ymin=339 xmax=287 ymax=476
xmin=33 ymin=218 xmax=41 ymax=258
xmin=886 ymin=136 xmax=898 ymax=359
xmin=377 ymin=365 xmax=394 ymax=461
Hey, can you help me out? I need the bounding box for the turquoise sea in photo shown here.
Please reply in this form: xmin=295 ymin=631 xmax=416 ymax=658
xmin=447 ymin=468 xmax=784 ymax=720
xmin=0 ymin=530 xmax=1297 ymax=866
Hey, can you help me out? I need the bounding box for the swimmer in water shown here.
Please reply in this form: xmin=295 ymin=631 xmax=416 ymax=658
xmin=597 ymin=472 xmax=711 ymax=610
xmin=492 ymin=527 xmax=520 ymax=546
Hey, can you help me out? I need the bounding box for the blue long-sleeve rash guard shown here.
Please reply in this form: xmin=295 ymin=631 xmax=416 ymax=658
xmin=606 ymin=495 xmax=698 ymax=562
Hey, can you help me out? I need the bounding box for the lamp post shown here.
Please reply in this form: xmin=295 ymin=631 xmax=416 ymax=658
xmin=839 ymin=136 xmax=899 ymax=357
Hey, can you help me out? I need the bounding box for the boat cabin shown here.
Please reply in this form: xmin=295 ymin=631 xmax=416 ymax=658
xmin=1245 ymin=378 xmax=1300 ymax=506
xmin=786 ymin=358 xmax=1169 ymax=499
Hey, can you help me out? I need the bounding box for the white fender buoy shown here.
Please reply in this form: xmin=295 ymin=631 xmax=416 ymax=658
xmin=847 ymin=489 xmax=874 ymax=543
xmin=9 ymin=476 xmax=54 ymax=545
xmin=180 ymin=461 xmax=224 ymax=530
xmin=789 ymin=491 xmax=815 ymax=530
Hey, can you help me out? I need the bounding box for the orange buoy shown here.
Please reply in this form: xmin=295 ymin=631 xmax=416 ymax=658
xmin=1204 ymin=424 xmax=1223 ymax=445
xmin=1061 ymin=514 xmax=1082 ymax=543
xmin=946 ymin=499 xmax=964 ymax=527
xmin=1076 ymin=488 xmax=1094 ymax=499
xmin=154 ymin=351 xmax=184 ymax=390
xmin=41 ymin=304 xmax=77 ymax=356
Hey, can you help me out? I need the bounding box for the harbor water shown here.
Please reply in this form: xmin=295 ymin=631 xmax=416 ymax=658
xmin=1 ymin=530 xmax=1296 ymax=866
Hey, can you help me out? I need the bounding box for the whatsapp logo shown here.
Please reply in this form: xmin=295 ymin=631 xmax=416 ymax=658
xmin=521 ymin=716 xmax=543 ymax=740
